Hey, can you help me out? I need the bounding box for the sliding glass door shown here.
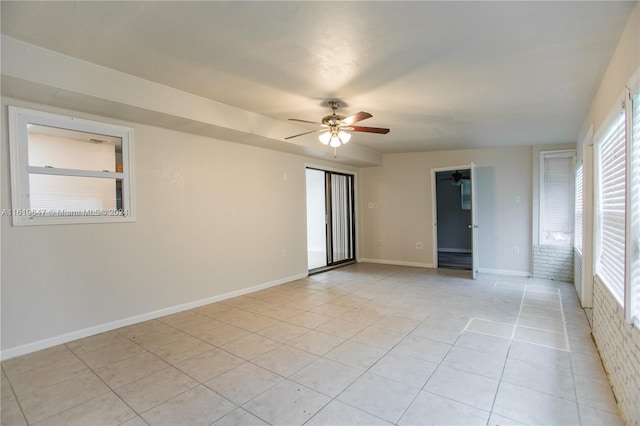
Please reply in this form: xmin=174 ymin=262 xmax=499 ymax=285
xmin=306 ymin=169 xmax=328 ymax=269
xmin=306 ymin=168 xmax=356 ymax=272
xmin=330 ymin=173 xmax=354 ymax=263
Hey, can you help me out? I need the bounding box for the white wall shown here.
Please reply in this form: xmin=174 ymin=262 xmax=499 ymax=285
xmin=358 ymin=147 xmax=532 ymax=275
xmin=0 ymin=97 xmax=356 ymax=358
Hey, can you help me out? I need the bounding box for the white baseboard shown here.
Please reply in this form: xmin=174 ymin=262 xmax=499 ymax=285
xmin=360 ymin=258 xmax=434 ymax=269
xmin=359 ymin=260 xmax=528 ymax=278
xmin=477 ymin=268 xmax=530 ymax=277
xmin=438 ymin=248 xmax=472 ymax=254
xmin=0 ymin=272 xmax=308 ymax=361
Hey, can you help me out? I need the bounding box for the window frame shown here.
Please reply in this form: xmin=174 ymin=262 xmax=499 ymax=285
xmin=8 ymin=106 xmax=136 ymax=226
xmin=539 ymin=149 xmax=576 ymax=246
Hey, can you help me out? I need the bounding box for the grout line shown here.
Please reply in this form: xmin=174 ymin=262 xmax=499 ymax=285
xmin=510 ymin=339 xmax=571 ymax=353
xmin=505 ymin=285 xmax=572 ymax=352
xmin=515 ymin=323 xmax=566 ymax=334
xmin=0 ymin=365 xmax=31 ymax=426
xmin=56 ymin=346 xmax=141 ymax=425
xmin=521 ymin=302 xmax=562 ymax=311
xmin=487 ymin=334 xmax=512 ymax=425
xmin=557 ymin=288 xmax=572 ymax=353
xmin=512 ymin=284 xmax=528 ymax=340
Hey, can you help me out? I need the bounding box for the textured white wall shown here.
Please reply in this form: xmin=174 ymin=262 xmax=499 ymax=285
xmin=358 ymin=147 xmax=532 ymax=275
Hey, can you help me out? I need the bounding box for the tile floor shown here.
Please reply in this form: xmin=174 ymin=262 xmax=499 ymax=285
xmin=0 ymin=263 xmax=624 ymax=425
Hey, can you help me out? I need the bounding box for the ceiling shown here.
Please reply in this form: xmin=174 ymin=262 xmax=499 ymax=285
xmin=0 ymin=1 xmax=635 ymax=154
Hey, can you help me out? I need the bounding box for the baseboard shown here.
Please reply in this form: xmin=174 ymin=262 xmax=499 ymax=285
xmin=358 ymin=261 xmax=526 ymax=277
xmin=438 ymin=248 xmax=472 ymax=254
xmin=0 ymin=272 xmax=308 ymax=361
xmin=477 ymin=268 xmax=530 ymax=277
xmin=359 ymin=258 xmax=435 ymax=269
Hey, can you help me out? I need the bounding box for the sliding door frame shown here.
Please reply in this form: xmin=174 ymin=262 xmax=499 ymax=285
xmin=306 ymin=165 xmax=358 ymax=274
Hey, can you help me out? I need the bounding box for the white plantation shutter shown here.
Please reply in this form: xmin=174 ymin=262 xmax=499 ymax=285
xmin=630 ymin=91 xmax=640 ymax=325
xmin=541 ymin=152 xmax=575 ymax=245
xmin=575 ymin=163 xmax=584 ymax=253
xmin=596 ymin=110 xmax=626 ymax=305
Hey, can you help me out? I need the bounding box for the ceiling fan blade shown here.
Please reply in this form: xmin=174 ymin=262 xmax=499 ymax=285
xmin=284 ymin=129 xmax=325 ymax=140
xmin=341 ymin=111 xmax=373 ymax=125
xmin=288 ymin=118 xmax=322 ymax=125
xmin=348 ymin=125 xmax=390 ymax=134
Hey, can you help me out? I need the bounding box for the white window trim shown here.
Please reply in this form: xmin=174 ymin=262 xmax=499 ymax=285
xmin=8 ymin=106 xmax=136 ymax=226
xmin=539 ymin=149 xmax=576 ymax=246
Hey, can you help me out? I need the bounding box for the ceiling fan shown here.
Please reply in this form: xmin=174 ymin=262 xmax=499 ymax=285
xmin=438 ymin=170 xmax=470 ymax=186
xmin=285 ymin=101 xmax=390 ymax=150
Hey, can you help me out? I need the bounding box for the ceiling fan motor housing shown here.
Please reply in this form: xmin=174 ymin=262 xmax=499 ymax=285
xmin=322 ymin=114 xmax=345 ymax=128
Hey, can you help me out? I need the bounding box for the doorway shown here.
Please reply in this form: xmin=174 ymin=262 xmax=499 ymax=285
xmin=306 ymin=168 xmax=356 ymax=272
xmin=432 ymin=166 xmax=478 ymax=276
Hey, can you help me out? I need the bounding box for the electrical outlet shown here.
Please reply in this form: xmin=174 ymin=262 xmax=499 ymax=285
xmin=416 ymin=242 xmax=423 ymax=249
xmin=514 ymin=246 xmax=519 ymax=254
xmin=281 ymin=249 xmax=287 ymax=257
xmin=368 ymin=202 xmax=375 ymax=208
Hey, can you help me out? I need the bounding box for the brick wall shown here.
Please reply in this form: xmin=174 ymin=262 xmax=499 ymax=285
xmin=592 ymin=279 xmax=640 ymax=424
xmin=532 ymin=245 xmax=574 ymax=282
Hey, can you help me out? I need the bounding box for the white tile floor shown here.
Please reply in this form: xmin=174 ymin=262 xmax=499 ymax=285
xmin=0 ymin=263 xmax=624 ymax=425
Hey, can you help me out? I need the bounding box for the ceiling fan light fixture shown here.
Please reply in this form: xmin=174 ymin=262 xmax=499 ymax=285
xmin=319 ymin=132 xmax=331 ymax=145
xmin=338 ymin=130 xmax=351 ymax=143
xmin=330 ymin=135 xmax=342 ymax=148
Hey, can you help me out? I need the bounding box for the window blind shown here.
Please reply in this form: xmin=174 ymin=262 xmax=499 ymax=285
xmin=630 ymin=91 xmax=640 ymax=325
xmin=542 ymin=153 xmax=574 ymax=245
xmin=596 ymin=110 xmax=626 ymax=305
xmin=575 ymin=163 xmax=583 ymax=253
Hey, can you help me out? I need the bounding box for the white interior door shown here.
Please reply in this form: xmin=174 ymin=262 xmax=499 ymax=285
xmin=471 ymin=162 xmax=479 ymax=279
